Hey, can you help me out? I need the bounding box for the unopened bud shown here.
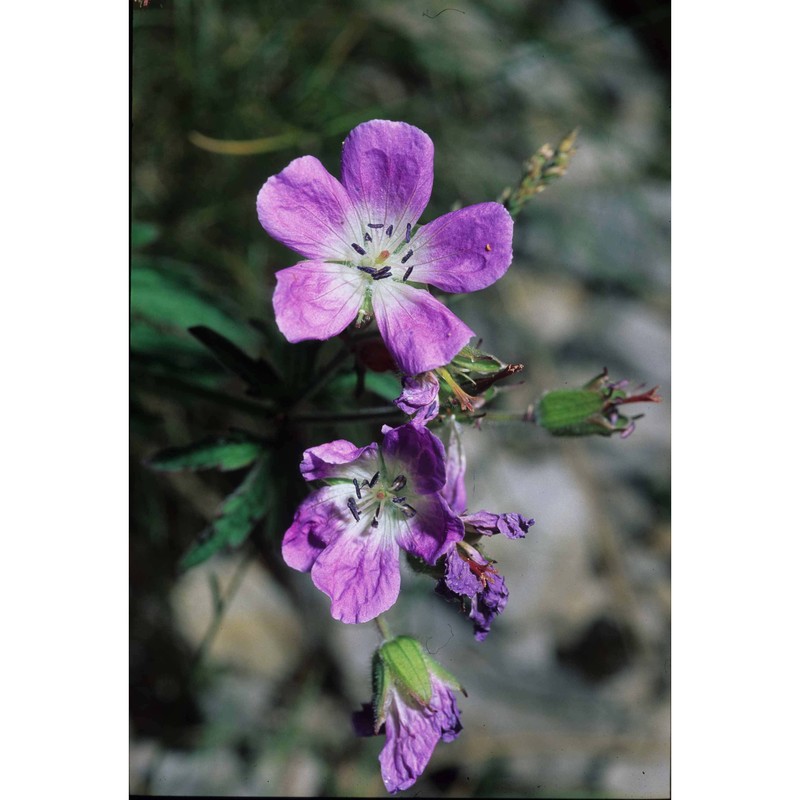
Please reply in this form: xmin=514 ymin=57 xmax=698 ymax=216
xmin=535 ymin=368 xmax=661 ymax=437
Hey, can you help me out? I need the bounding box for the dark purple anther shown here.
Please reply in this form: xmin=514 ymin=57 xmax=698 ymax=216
xmin=402 ymin=265 xmax=414 ymax=282
xmin=368 ymin=471 xmax=380 ymax=488
xmin=372 ymin=266 xmax=392 ymax=280
xmin=351 ymin=243 xmax=367 ymax=256
xmin=353 ymin=478 xmax=362 ymax=499
xmin=347 ymin=497 xmax=361 ymax=522
xmin=405 ymin=223 xmax=411 ymax=242
xmin=367 ymin=222 xmax=384 ymax=229
xmin=358 ymin=266 xmax=377 ymax=276
xmin=400 ymin=503 xmax=417 ymax=519
xmin=391 ymin=496 xmax=407 ymax=504
xmin=386 ymin=224 xmax=394 ymax=237
xmin=390 ymin=475 xmax=407 ymax=491
xmin=364 ymin=232 xmax=372 ymax=243
xmin=401 ymin=250 xmax=413 ymax=264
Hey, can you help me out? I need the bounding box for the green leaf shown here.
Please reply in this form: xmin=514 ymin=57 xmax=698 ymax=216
xmin=189 ymin=325 xmax=278 ymax=395
xmin=379 ymin=636 xmax=432 ymax=705
xmin=327 ymin=370 xmax=403 ymax=403
xmin=131 ymin=256 xmax=254 ymax=350
xmin=179 ymin=454 xmax=272 ymax=571
xmin=147 ymin=434 xmax=264 ymax=472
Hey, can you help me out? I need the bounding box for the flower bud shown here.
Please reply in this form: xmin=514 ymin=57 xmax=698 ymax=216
xmin=535 ymin=368 xmax=661 ymax=437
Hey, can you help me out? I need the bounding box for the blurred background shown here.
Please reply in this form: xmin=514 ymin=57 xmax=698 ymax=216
xmin=131 ymin=0 xmax=670 ymax=796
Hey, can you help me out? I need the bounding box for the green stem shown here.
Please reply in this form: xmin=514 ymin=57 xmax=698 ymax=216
xmin=374 ymin=614 xmax=392 ymax=641
xmin=189 ymin=546 xmax=254 ymax=677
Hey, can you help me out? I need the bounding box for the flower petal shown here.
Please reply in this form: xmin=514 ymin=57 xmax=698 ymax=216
xmin=470 ymin=573 xmax=509 ymax=642
xmin=442 ymin=548 xmax=482 ymax=597
xmin=441 ymin=418 xmax=467 ymax=514
xmin=282 ymin=485 xmax=351 ymax=572
xmin=393 ymin=493 xmax=464 ymax=565
xmin=379 ymin=681 xmax=462 ymax=793
xmin=381 ymin=423 xmax=447 ymax=495
xmin=409 ymin=202 xmax=514 ymax=293
xmin=372 ymin=281 xmax=473 ymax=375
xmin=272 ymin=261 xmax=365 ymax=343
xmin=341 ymin=120 xmax=433 ymax=238
xmin=311 ymin=526 xmax=401 ymax=623
xmin=257 ymin=155 xmax=360 ymax=261
xmin=462 ymin=510 xmax=534 ymax=539
xmin=394 ymin=372 xmax=440 ymax=426
xmin=300 ymin=440 xmax=380 ymax=482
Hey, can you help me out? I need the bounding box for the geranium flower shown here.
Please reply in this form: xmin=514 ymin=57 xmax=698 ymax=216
xmin=257 ymin=119 xmax=514 ymax=375
xmin=435 ymin=420 xmax=534 ymax=640
xmin=353 ymin=635 xmax=465 ymax=794
xmin=282 ymin=423 xmax=463 ymax=623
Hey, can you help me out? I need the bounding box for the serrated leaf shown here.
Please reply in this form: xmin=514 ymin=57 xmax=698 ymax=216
xmin=148 ymin=434 xmax=264 ymax=472
xmin=179 ymin=454 xmax=272 ymax=571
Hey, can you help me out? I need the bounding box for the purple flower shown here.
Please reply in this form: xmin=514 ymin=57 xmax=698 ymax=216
xmin=378 ymin=676 xmax=462 ymax=792
xmin=436 ymin=541 xmax=509 ymax=642
xmin=435 ymin=421 xmax=534 ymax=640
xmin=282 ymin=423 xmax=464 ymax=623
xmin=257 ymin=119 xmax=514 ymax=375
xmin=394 ymin=371 xmax=440 ymax=426
xmin=354 ymin=635 xmax=465 ymax=794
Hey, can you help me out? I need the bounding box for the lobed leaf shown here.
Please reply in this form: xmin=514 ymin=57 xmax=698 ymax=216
xmin=179 ymin=454 xmax=272 ymax=571
xmin=148 ymin=434 xmax=264 ymax=472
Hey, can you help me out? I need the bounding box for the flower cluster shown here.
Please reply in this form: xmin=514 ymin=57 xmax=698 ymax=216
xmin=258 ymin=120 xmax=531 ymax=793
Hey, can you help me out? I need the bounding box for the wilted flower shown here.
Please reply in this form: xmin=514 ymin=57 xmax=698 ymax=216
xmin=257 ymin=119 xmax=514 ymax=375
xmin=354 ymin=635 xmax=465 ymax=793
xmin=435 ymin=419 xmax=534 ymax=640
xmin=282 ymin=423 xmax=463 ymax=623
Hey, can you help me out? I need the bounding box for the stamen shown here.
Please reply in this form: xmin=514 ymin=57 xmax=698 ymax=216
xmin=391 ymin=496 xmax=407 ymax=504
xmin=371 ymin=516 xmax=380 ymax=528
xmin=400 ymin=503 xmax=417 ymax=519
xmin=351 ymin=243 xmax=367 ymax=256
xmin=402 ymin=265 xmax=414 ymax=282
xmin=353 ymin=478 xmax=362 ymax=499
xmin=364 ymin=232 xmax=372 ymax=243
xmin=368 ymin=471 xmax=380 ymax=488
xmin=357 ymin=266 xmax=377 ymax=275
xmin=372 ymin=267 xmax=392 ymax=280
xmin=391 ymin=475 xmax=407 ymax=491
xmin=386 ymin=224 xmax=394 ymax=237
xmin=405 ymin=223 xmax=411 ymax=243
xmin=347 ymin=497 xmax=361 ymax=522
xmin=401 ymin=249 xmax=413 ymax=264
xmin=367 ymin=223 xmax=384 ymax=229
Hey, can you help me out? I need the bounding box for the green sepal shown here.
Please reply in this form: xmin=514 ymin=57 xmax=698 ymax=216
xmin=535 ymin=389 xmax=606 ymax=431
xmin=421 ymin=651 xmax=467 ymax=697
xmin=178 ymin=453 xmax=272 ymax=571
xmin=378 ymin=636 xmax=432 ymax=706
xmin=147 ymin=433 xmax=264 ymax=472
xmin=371 ymin=649 xmax=391 ymax=733
xmin=449 ymin=345 xmax=507 ymax=376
